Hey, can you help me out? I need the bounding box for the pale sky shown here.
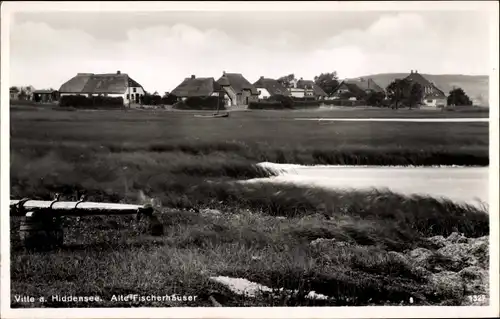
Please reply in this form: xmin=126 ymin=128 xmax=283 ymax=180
xmin=9 ymin=10 xmax=491 ymax=94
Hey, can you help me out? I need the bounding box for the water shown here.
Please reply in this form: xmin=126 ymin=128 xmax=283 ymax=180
xmin=248 ymin=163 xmax=489 ymax=208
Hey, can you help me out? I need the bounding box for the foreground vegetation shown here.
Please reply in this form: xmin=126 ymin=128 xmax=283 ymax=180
xmin=10 ymin=107 xmax=490 ymax=307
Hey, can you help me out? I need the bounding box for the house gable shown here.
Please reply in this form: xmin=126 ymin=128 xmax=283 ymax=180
xmin=217 ymin=72 xmax=259 ymax=96
xmin=346 ymin=78 xmax=385 ymax=94
xmin=296 ymin=79 xmax=327 ymax=97
xmin=253 ymin=77 xmax=290 ymax=96
xmin=404 ymin=71 xmax=446 ymax=99
xmin=333 ymin=81 xmax=367 ymax=98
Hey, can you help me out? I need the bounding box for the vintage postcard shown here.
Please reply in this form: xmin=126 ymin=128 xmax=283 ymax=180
xmin=1 ymin=1 xmax=498 ymax=318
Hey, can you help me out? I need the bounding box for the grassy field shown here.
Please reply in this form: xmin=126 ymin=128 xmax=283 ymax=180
xmin=9 ymin=106 xmax=490 ymax=307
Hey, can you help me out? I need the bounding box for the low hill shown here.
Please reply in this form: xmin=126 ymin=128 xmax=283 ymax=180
xmin=351 ymin=73 xmax=489 ymax=107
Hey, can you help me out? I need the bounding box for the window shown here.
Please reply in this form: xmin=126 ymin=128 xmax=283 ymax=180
xmin=133 ymin=88 xmax=137 ymax=93
xmin=127 ymin=94 xmax=130 ymax=99
xmin=427 ymin=99 xmax=433 ymax=103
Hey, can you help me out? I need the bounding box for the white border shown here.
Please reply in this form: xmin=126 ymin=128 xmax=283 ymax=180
xmin=1 ymin=1 xmax=499 ymax=318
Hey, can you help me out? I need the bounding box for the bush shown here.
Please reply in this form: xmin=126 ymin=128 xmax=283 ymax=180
xmin=59 ymin=95 xmax=124 ymax=108
xmin=248 ymin=101 xmax=287 ymax=110
xmin=268 ymin=94 xmax=295 ymax=108
xmin=249 ymin=96 xmax=320 ymax=110
xmin=291 ymin=96 xmax=317 ymax=102
xmin=141 ymin=94 xmax=162 ymax=106
xmin=173 ymin=96 xmax=226 ymax=110
xmin=161 ymin=94 xmax=178 ymax=105
xmin=320 ymin=99 xmax=366 ymax=107
xmin=367 ymin=92 xmax=386 ymax=107
xmin=249 ymin=95 xmax=320 ymax=110
xmin=294 ymin=100 xmax=321 ymax=109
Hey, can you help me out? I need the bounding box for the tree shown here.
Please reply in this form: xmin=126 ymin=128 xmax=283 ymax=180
xmin=277 ymin=74 xmax=296 ymax=88
xmin=447 ymin=87 xmax=472 ymax=106
xmin=313 ymin=72 xmax=339 ymax=96
xmin=408 ymin=83 xmax=423 ymax=109
xmin=386 ymin=79 xmax=411 ymax=109
xmin=18 ymin=89 xmax=27 ymax=100
xmin=366 ymin=91 xmax=386 ymax=107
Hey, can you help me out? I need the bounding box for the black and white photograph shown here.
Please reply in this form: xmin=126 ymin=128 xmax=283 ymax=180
xmin=1 ymin=1 xmax=498 ymax=318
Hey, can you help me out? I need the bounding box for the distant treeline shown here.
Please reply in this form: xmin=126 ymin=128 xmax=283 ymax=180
xmin=141 ymin=93 xmax=178 ymax=106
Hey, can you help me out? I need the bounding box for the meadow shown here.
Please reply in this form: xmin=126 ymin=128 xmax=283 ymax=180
xmin=10 ymin=106 xmax=490 ymax=307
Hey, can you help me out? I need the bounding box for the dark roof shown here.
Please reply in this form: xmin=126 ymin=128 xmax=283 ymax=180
xmin=404 ymin=72 xmax=446 ymax=98
xmin=253 ymin=77 xmax=291 ymax=96
xmin=59 ymin=73 xmax=143 ymax=94
xmin=345 ymin=78 xmax=385 ymax=93
xmin=334 ymin=81 xmax=368 ymax=98
xmin=217 ymin=73 xmax=259 ymax=95
xmin=296 ymin=79 xmax=328 ymax=96
xmin=10 ymin=87 xmax=19 ymax=93
xmin=170 ymin=77 xmax=223 ymax=97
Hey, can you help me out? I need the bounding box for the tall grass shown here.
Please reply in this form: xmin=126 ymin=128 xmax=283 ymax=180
xmin=10 ymin=108 xmax=490 ymax=307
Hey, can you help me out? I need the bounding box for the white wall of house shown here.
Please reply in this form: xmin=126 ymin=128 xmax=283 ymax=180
xmin=221 ymin=86 xmax=238 ymax=106
xmin=304 ymin=89 xmax=314 ymax=97
xmin=125 ymin=86 xmax=145 ymax=104
xmin=289 ymin=88 xmax=305 ymax=98
xmin=256 ymin=88 xmax=271 ymax=99
xmin=423 ymin=98 xmax=447 ymax=107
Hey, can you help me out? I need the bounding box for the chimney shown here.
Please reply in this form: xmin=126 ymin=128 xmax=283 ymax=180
xmin=300 ymin=77 xmax=303 ymax=80
xmin=223 ymin=71 xmax=226 ymax=76
xmin=415 ymin=70 xmax=418 ymax=73
xmin=410 ymin=70 xmax=413 ymax=74
xmin=260 ymin=76 xmax=264 ymax=79
xmin=191 ymin=75 xmax=195 ymax=79
xmin=117 ymin=70 xmax=121 ymax=74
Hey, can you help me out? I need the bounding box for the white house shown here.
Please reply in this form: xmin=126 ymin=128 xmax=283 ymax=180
xmin=59 ymin=71 xmax=145 ymax=106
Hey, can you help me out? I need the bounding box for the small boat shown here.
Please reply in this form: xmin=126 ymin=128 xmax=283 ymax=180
xmin=194 ymin=99 xmax=229 ymax=118
xmin=194 ymin=112 xmax=229 ymax=118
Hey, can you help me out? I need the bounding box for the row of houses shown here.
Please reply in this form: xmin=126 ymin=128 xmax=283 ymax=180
xmin=333 ymin=70 xmax=447 ymax=107
xmin=12 ymin=69 xmax=448 ymax=108
xmin=9 ymin=86 xmax=59 ymax=103
xmin=168 ymin=72 xmax=330 ymax=107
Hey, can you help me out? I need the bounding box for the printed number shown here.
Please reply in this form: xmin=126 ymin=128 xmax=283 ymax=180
xmin=468 ymin=295 xmax=486 ymax=302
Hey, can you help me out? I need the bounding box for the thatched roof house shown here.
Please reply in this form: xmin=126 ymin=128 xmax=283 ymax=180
xmin=253 ymin=76 xmax=291 ymax=98
xmin=345 ymin=78 xmax=385 ymax=94
xmin=59 ymin=71 xmax=143 ymax=95
xmin=59 ymin=71 xmax=145 ymax=105
xmin=170 ymin=75 xmax=224 ymax=98
xmin=296 ymin=79 xmax=328 ymax=98
xmin=217 ymin=72 xmax=259 ymax=106
xmin=332 ymin=81 xmax=369 ymax=100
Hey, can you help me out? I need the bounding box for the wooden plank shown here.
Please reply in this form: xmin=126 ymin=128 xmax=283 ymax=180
xmin=10 ymin=200 xmax=144 ymax=216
